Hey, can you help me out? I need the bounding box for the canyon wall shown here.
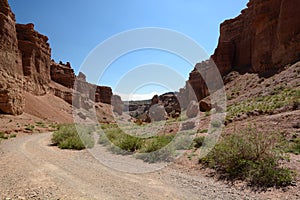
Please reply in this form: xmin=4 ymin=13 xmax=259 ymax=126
xmin=16 ymin=23 xmax=51 ymax=95
xmin=0 ymin=0 xmax=115 ymax=115
xmin=0 ymin=0 xmax=24 ymax=115
xmin=187 ymin=0 xmax=300 ymax=102
xmin=50 ymin=61 xmax=75 ymax=89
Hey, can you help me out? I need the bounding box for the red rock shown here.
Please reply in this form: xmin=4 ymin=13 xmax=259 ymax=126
xmin=199 ymin=98 xmax=212 ymax=112
xmin=0 ymin=0 xmax=24 ymax=115
xmin=186 ymin=0 xmax=300 ymax=104
xmin=50 ymin=61 xmax=75 ymax=88
xmin=16 ymin=23 xmax=51 ymax=95
xmin=213 ymin=0 xmax=300 ymax=77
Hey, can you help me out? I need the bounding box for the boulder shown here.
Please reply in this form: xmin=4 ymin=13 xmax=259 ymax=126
xmin=199 ymin=98 xmax=212 ymax=112
xmin=148 ymin=104 xmax=167 ymax=121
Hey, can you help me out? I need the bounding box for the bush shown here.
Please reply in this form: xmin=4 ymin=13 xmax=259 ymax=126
xmin=140 ymin=135 xmax=174 ymax=153
xmin=25 ymin=124 xmax=35 ymax=131
xmin=172 ymin=135 xmax=193 ymax=150
xmin=52 ymin=124 xmax=95 ymax=150
xmin=200 ymin=126 xmax=295 ymax=187
xmin=287 ymin=138 xmax=300 ymax=155
xmin=193 ymin=136 xmax=205 ymax=148
xmin=0 ymin=132 xmax=8 ymax=140
xmin=135 ymin=146 xmax=175 ymax=163
xmin=98 ymin=124 xmax=176 ymax=162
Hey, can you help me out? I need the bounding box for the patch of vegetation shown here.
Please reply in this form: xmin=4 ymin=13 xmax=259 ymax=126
xmin=197 ymin=129 xmax=208 ymax=133
xmin=226 ymin=88 xmax=300 ymax=122
xmin=25 ymin=124 xmax=35 ymax=131
xmin=52 ymin=124 xmax=95 ymax=150
xmin=135 ymin=146 xmax=175 ymax=163
xmin=205 ymin=111 xmax=211 ymax=117
xmin=35 ymin=121 xmax=46 ymax=128
xmin=193 ymin=136 xmax=205 ymax=148
xmin=9 ymin=134 xmax=16 ymax=138
xmin=199 ymin=126 xmax=295 ymax=188
xmin=211 ymin=120 xmax=222 ymax=128
xmin=171 ymin=135 xmax=193 ymax=150
xmin=286 ymin=137 xmax=300 ymax=155
xmin=0 ymin=132 xmax=8 ymax=140
xmin=98 ymin=123 xmax=176 ymax=162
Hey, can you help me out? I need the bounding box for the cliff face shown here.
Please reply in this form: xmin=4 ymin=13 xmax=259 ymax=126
xmin=50 ymin=61 xmax=75 ymax=88
xmin=187 ymin=0 xmax=300 ymax=102
xmin=213 ymin=0 xmax=300 ymax=76
xmin=16 ymin=23 xmax=51 ymax=95
xmin=0 ymin=0 xmax=24 ymax=115
xmin=0 ymin=0 xmax=116 ymax=115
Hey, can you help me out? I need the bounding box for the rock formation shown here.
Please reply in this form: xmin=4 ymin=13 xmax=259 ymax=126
xmin=111 ymin=95 xmax=123 ymax=115
xmin=50 ymin=61 xmax=75 ymax=88
xmin=0 ymin=0 xmax=117 ymax=116
xmin=186 ymin=0 xmax=300 ymax=103
xmin=95 ymin=86 xmax=112 ymax=104
xmin=212 ymin=0 xmax=300 ymax=77
xmin=0 ymin=0 xmax=24 ymax=115
xmin=16 ymin=23 xmax=51 ymax=95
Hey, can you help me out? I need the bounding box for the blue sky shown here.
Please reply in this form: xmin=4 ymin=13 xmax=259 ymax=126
xmin=9 ymin=0 xmax=248 ymax=100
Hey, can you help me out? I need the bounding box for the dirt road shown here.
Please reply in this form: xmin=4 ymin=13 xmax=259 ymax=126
xmin=0 ymin=133 xmax=259 ymax=200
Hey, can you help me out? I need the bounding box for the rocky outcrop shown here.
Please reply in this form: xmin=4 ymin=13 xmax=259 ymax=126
xmin=186 ymin=0 xmax=300 ymax=103
xmin=50 ymin=61 xmax=75 ymax=88
xmin=148 ymin=104 xmax=167 ymax=121
xmin=16 ymin=23 xmax=51 ymax=95
xmin=0 ymin=0 xmax=23 ymax=76
xmin=111 ymin=95 xmax=123 ymax=115
xmin=0 ymin=0 xmax=117 ymax=116
xmin=0 ymin=0 xmax=24 ymax=115
xmin=213 ymin=0 xmax=300 ymax=77
xmin=95 ymin=86 xmax=112 ymax=104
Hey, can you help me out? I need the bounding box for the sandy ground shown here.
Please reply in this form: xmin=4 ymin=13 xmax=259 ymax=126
xmin=0 ymin=132 xmax=264 ymax=200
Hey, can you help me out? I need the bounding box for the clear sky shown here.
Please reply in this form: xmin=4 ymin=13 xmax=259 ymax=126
xmin=9 ymin=0 xmax=248 ymax=100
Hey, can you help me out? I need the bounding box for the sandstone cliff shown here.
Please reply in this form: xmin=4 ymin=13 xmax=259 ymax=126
xmin=0 ymin=0 xmax=24 ymax=115
xmin=187 ymin=0 xmax=300 ymax=102
xmin=0 ymin=0 xmax=117 ymax=116
xmin=213 ymin=0 xmax=300 ymax=76
xmin=50 ymin=61 xmax=75 ymax=89
xmin=16 ymin=23 xmax=51 ymax=95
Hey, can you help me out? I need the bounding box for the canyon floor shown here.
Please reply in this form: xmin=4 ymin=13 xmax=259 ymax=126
xmin=0 ymin=132 xmax=299 ymax=200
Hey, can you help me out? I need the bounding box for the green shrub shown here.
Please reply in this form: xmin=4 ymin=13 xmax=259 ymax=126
xmin=25 ymin=124 xmax=35 ymax=131
xmin=0 ymin=132 xmax=8 ymax=139
xmin=98 ymin=124 xmax=176 ymax=162
xmin=52 ymin=124 xmax=94 ymax=150
xmin=193 ymin=136 xmax=205 ymax=148
xmin=287 ymin=138 xmax=300 ymax=155
xmin=200 ymin=126 xmax=295 ymax=187
xmin=198 ymin=129 xmax=208 ymax=133
xmin=36 ymin=121 xmax=46 ymax=128
xmin=135 ymin=146 xmax=175 ymax=163
xmin=211 ymin=120 xmax=222 ymax=128
xmin=9 ymin=134 xmax=16 ymax=138
xmin=140 ymin=135 xmax=174 ymax=153
xmin=172 ymin=135 xmax=193 ymax=150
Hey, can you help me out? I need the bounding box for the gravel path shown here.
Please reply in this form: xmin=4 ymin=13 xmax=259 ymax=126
xmin=0 ymin=133 xmax=261 ymax=200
